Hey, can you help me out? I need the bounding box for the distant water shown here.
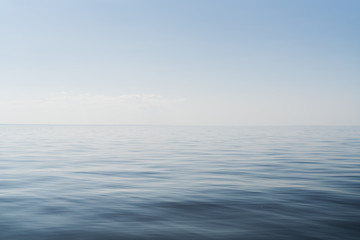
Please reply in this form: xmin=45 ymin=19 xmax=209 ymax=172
xmin=0 ymin=125 xmax=359 ymax=240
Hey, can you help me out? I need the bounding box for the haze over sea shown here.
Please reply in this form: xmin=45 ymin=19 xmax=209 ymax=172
xmin=0 ymin=125 xmax=359 ymax=239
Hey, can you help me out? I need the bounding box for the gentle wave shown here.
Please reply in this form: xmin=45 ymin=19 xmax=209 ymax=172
xmin=0 ymin=125 xmax=359 ymax=239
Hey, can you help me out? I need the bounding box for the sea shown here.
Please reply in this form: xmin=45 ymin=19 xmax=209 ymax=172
xmin=0 ymin=125 xmax=359 ymax=240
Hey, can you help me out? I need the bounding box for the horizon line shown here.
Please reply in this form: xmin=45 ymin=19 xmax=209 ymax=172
xmin=0 ymin=123 xmax=359 ymax=127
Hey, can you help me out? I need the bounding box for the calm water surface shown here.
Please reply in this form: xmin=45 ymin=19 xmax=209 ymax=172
xmin=0 ymin=125 xmax=359 ymax=239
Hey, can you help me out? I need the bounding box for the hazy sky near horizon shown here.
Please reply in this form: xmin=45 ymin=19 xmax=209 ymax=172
xmin=1 ymin=0 xmax=359 ymax=125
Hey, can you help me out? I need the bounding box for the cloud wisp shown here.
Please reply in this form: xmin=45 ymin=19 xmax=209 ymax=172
xmin=0 ymin=94 xmax=186 ymax=124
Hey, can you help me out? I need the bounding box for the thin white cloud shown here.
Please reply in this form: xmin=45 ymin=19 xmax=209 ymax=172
xmin=0 ymin=94 xmax=186 ymax=124
xmin=1 ymin=92 xmax=358 ymax=126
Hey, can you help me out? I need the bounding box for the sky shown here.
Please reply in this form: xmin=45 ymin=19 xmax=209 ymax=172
xmin=1 ymin=0 xmax=359 ymax=125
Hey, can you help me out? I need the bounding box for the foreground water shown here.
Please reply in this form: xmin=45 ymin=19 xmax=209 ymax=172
xmin=0 ymin=125 xmax=359 ymax=239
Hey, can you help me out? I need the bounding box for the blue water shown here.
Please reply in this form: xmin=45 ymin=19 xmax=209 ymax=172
xmin=0 ymin=125 xmax=359 ymax=239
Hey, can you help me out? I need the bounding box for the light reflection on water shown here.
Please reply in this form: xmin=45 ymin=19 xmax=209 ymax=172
xmin=0 ymin=125 xmax=359 ymax=239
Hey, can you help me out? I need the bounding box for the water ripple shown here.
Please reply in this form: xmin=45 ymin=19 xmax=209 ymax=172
xmin=0 ymin=125 xmax=359 ymax=239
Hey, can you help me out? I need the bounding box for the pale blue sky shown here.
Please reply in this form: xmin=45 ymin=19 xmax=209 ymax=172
xmin=1 ymin=0 xmax=359 ymax=125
